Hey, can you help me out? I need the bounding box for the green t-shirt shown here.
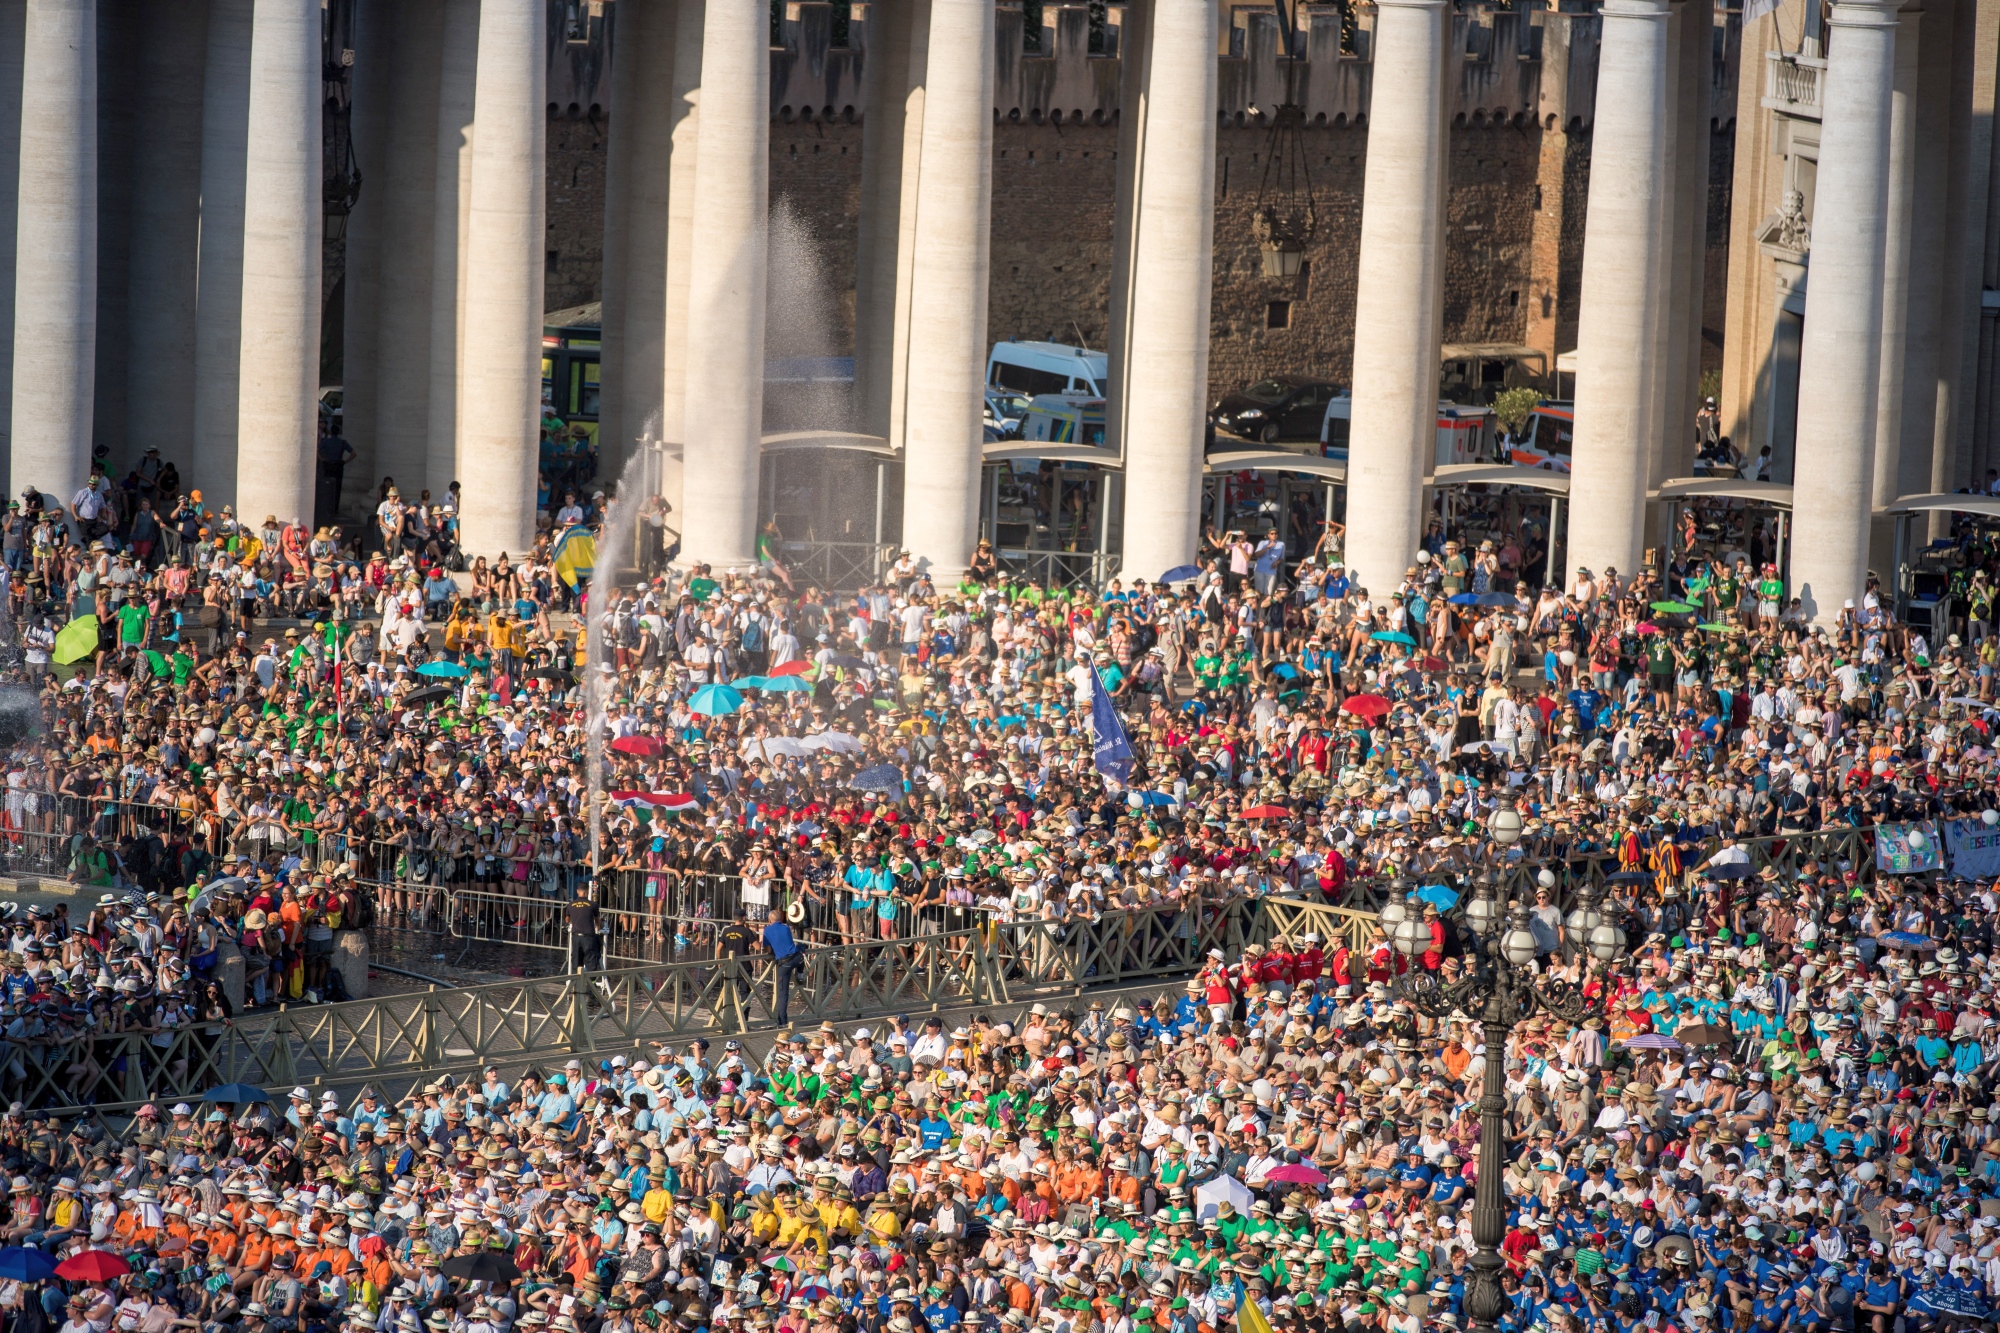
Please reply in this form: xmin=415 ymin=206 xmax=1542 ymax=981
xmin=687 ymin=577 xmax=718 ymax=603
xmin=116 ymin=602 xmax=148 ymax=644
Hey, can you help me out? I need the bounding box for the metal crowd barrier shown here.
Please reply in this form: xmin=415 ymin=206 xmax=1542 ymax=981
xmin=0 ymin=788 xmax=1883 ymax=937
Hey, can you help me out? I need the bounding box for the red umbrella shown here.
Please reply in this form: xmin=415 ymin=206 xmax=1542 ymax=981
xmin=766 ymin=660 xmax=811 ymax=678
xmin=1341 ymin=693 xmax=1391 ymax=720
xmin=1419 ymin=656 xmax=1448 ymax=673
xmin=1264 ymin=1162 xmax=1326 ymax=1186
xmin=1241 ymin=805 xmax=1292 ymax=820
xmin=610 ymin=735 xmax=664 ymax=757
xmin=56 ymin=1250 xmax=131 ymax=1281
xmin=1634 ymin=622 xmax=1662 ymax=636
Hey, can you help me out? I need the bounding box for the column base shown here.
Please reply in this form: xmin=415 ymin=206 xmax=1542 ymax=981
xmin=673 ymin=552 xmax=763 ymax=575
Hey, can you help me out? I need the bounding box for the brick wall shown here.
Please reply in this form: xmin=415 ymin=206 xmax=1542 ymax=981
xmin=771 ymin=119 xmax=865 ymax=352
xmin=989 ymin=123 xmax=1122 ymax=350
xmin=545 ymin=111 xmax=609 ymax=312
xmin=545 ymin=110 xmax=1732 ymax=403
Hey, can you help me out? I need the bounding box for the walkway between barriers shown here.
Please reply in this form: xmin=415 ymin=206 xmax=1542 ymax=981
xmin=4 ymin=892 xmax=1382 ymax=1116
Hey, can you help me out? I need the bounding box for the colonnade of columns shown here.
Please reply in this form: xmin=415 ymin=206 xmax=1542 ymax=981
xmin=0 ymin=0 xmax=1913 ymax=619
xmin=0 ymin=0 xmax=552 ymax=549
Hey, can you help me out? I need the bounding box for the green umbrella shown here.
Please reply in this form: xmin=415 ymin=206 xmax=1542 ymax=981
xmin=1650 ymin=601 xmax=1696 ymax=614
xmin=1697 ymin=622 xmax=1740 ymax=634
xmin=52 ymin=615 xmax=98 ymax=666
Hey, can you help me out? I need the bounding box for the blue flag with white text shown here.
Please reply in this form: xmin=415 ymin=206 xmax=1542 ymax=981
xmin=1089 ymin=666 xmax=1134 ymax=785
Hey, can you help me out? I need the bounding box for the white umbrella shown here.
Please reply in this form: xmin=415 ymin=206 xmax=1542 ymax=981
xmin=1193 ymin=1174 xmax=1252 ymax=1224
xmin=190 ymin=876 xmax=250 ymax=915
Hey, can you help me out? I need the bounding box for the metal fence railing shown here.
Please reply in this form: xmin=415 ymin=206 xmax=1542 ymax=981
xmin=996 ymin=547 xmax=1121 ymax=591
xmin=775 ymin=539 xmax=896 ymax=592
xmin=0 ymin=789 xmax=1881 ymax=939
xmin=0 ymin=816 xmax=1897 ymax=1117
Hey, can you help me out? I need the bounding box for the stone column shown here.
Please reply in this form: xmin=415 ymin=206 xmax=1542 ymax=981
xmin=677 ymin=0 xmax=768 ymax=569
xmin=373 ymin=0 xmax=444 ymax=499
xmin=341 ymin=0 xmax=390 ymax=496
xmin=1104 ymin=0 xmax=1147 ymax=463
xmin=1115 ymin=0 xmax=1216 ymax=582
xmin=426 ymin=0 xmax=478 ymax=496
xmin=896 ymin=0 xmax=994 ymax=582
xmin=456 ymin=0 xmax=546 ymax=558
xmin=1564 ymin=0 xmax=1669 ymax=583
xmin=1344 ymin=0 xmax=1446 ymax=599
xmin=123 ymin=0 xmax=208 ymax=478
xmin=1904 ymin=0 xmax=1951 ymax=530
xmin=234 ymin=0 xmax=322 ymax=529
xmin=657 ymin=0 xmax=704 ymax=522
xmin=191 ymin=0 xmax=252 ymax=502
xmin=600 ymin=0 xmax=682 ymax=485
xmin=92 ymin=1 xmax=136 ymax=474
xmin=0 ymin=1 xmax=24 ymax=466
xmin=9 ymin=0 xmax=97 ymax=505
xmin=853 ymin=0 xmax=927 ymax=443
xmin=1790 ymin=0 xmax=1897 ymax=622
xmin=1868 ymin=0 xmax=1920 ymax=551
xmin=1659 ymin=0 xmax=1712 ymax=489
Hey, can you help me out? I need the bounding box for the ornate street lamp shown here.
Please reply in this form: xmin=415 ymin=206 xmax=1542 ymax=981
xmin=1250 ymin=0 xmax=1318 ymax=278
xmin=1387 ymin=808 xmax=1628 ymax=1333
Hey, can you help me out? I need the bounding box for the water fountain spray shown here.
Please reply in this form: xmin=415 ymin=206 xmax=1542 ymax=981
xmin=582 ymin=418 xmax=655 ymax=875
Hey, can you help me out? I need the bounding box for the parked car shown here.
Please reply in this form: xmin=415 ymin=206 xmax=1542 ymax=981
xmin=984 ymin=389 xmax=1033 ymax=440
xmin=1209 ymin=376 xmax=1346 ymax=445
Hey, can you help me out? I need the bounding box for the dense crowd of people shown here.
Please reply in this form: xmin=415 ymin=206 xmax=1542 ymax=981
xmin=8 ymin=459 xmax=2000 ymax=1333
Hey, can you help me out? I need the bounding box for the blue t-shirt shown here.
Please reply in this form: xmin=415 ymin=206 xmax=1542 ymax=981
xmin=762 ymin=921 xmax=799 ymax=960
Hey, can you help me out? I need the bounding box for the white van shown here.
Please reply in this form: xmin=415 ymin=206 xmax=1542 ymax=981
xmin=1321 ymin=399 xmax=1495 ymax=466
xmin=987 ymin=341 xmax=1108 ymax=398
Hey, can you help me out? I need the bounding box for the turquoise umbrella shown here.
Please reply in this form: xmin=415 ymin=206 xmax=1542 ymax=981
xmin=688 ymin=684 xmax=745 ymax=716
xmin=730 ymin=675 xmax=769 ymax=689
xmin=418 ymin=660 xmax=469 ymax=678
xmin=761 ymin=674 xmax=813 ymax=693
xmin=1370 ymin=630 xmax=1417 ymax=646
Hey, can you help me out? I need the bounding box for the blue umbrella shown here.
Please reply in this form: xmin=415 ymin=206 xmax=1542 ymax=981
xmin=729 ymin=675 xmax=768 ymax=689
xmin=1477 ymin=592 xmax=1517 ymax=607
xmin=1371 ymin=631 xmax=1417 ymax=646
xmin=1447 ymin=593 xmax=1481 ymax=606
xmin=1130 ymin=791 xmax=1178 ymax=807
xmin=0 ymin=1248 xmax=57 ymax=1281
xmin=1880 ymin=930 xmax=1937 ymax=951
xmin=688 ymin=685 xmax=745 ymax=716
xmin=1159 ymin=565 xmax=1203 ymax=584
xmin=761 ymin=675 xmax=814 ymax=693
xmin=202 ymin=1082 xmax=270 ymax=1104
xmin=848 ymin=763 xmax=904 ymax=793
xmin=416 ymin=660 xmax=469 ymax=678
xmin=1416 ymin=884 xmax=1459 ymax=910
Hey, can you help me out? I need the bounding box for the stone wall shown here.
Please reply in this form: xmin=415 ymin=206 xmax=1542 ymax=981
xmin=546 ymin=111 xmax=610 ymax=313
xmin=549 ymin=114 xmax=1738 ymax=399
xmin=540 ymin=0 xmax=1740 ymax=402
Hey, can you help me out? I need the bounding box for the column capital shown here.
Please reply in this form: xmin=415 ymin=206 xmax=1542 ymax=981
xmin=1371 ymin=0 xmax=1446 ymax=12
xmin=1828 ymin=0 xmax=1900 ymax=26
xmin=1598 ymin=0 xmax=1671 ymax=21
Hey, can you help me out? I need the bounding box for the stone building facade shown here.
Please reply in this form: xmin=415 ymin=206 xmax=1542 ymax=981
xmin=538 ymin=0 xmax=1741 ymax=402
